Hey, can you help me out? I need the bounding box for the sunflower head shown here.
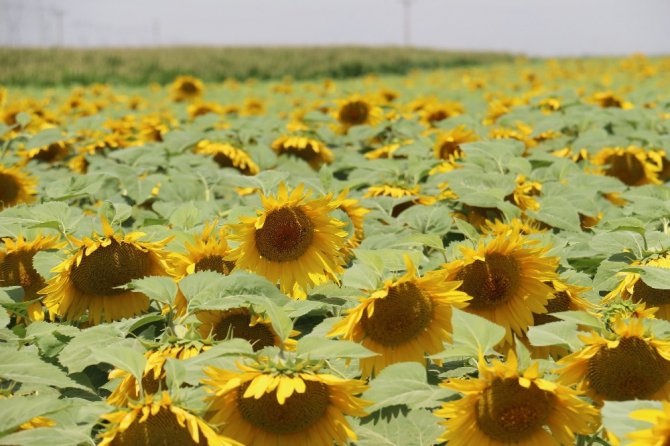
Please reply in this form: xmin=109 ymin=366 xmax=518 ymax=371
xmin=334 ymin=95 xmax=382 ymax=133
xmin=591 ymin=146 xmax=662 ymax=186
xmin=271 ymin=135 xmax=333 ymax=170
xmin=590 ymin=91 xmax=634 ymax=109
xmin=170 ymin=75 xmax=204 ymax=102
xmin=41 ymin=218 xmax=172 ymax=325
xmin=194 ymin=140 xmax=260 ymax=176
xmin=335 ymin=189 xmax=369 ymax=257
xmin=196 ymin=307 xmax=295 ymax=351
xmin=627 ymin=401 xmax=670 ymax=445
xmin=420 ymin=101 xmax=464 ymax=127
xmin=169 ymin=222 xmax=235 ymax=279
xmin=203 ymin=357 xmax=369 ymax=446
xmin=557 ymin=317 xmax=670 ymax=402
xmin=432 ymin=125 xmax=479 ymax=161
xmin=604 ymin=255 xmax=670 ymax=320
xmin=443 ymin=233 xmax=559 ymax=344
xmin=98 ymin=391 xmax=238 ymax=446
xmin=227 ymin=183 xmax=348 ymax=298
xmin=0 ymin=164 xmax=38 ymax=210
xmin=107 ymin=344 xmax=204 ymax=407
xmin=22 ymin=139 xmax=71 ymax=163
xmin=435 ymin=350 xmax=600 ymax=446
xmin=329 ymin=255 xmax=470 ymax=377
xmin=0 ymin=233 xmax=64 ymax=321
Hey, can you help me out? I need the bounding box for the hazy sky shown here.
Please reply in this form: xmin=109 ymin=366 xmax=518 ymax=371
xmin=2 ymin=0 xmax=670 ymax=56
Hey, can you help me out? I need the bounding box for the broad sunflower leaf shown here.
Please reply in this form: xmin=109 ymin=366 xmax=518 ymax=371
xmin=58 ymin=325 xmax=129 ymax=373
xmin=0 ymin=346 xmax=88 ymax=391
xmin=0 ymin=394 xmax=68 ymax=436
xmin=448 ymin=308 xmax=506 ymax=357
xmin=91 ymin=346 xmax=146 ymax=386
xmin=129 ymin=276 xmax=178 ymax=306
xmin=0 ymin=306 xmax=8 ymax=328
xmin=363 ymin=362 xmax=454 ymax=412
xmin=601 ymin=400 xmax=661 ymax=444
xmin=354 ymin=408 xmax=443 ymax=446
xmin=296 ymin=337 xmax=375 ymax=360
xmin=623 ymin=266 xmax=670 ymax=290
xmin=0 ymin=426 xmax=94 ymax=446
xmin=526 ymin=321 xmax=583 ymax=351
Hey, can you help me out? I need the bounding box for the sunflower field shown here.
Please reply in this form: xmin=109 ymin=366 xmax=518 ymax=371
xmin=1 ymin=54 xmax=670 ymax=446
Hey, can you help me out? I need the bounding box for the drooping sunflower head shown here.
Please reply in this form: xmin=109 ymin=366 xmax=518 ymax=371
xmin=505 ymin=175 xmax=542 ymax=212
xmin=442 ymin=233 xmax=559 ymax=343
xmin=194 ymin=140 xmax=260 ymax=176
xmin=22 ymin=139 xmax=71 ymax=163
xmin=227 ymin=183 xmax=348 ymax=298
xmin=432 ymin=125 xmax=479 ymax=161
xmin=363 ymin=183 xmax=436 ymax=217
xmin=271 ymin=135 xmax=333 ymax=170
xmin=481 ymin=218 xmax=549 ymax=238
xmin=196 ymin=307 xmax=295 ymax=351
xmin=0 ymin=233 xmax=64 ymax=321
xmin=589 ymin=91 xmax=634 ymax=109
xmin=334 ymin=94 xmax=382 ymax=133
xmin=98 ymin=391 xmax=238 ymax=446
xmin=170 ymin=75 xmax=205 ymax=102
xmin=557 ymin=317 xmax=670 ymax=402
xmin=107 ymin=344 xmax=204 ymax=407
xmin=169 ymin=222 xmax=235 ymax=279
xmin=329 ymin=255 xmax=470 ymax=377
xmin=435 ymin=350 xmax=600 ymax=446
xmin=590 ymin=146 xmax=662 ymax=186
xmin=364 ymin=139 xmax=413 ymax=160
xmin=203 ymin=358 xmax=369 ymax=446
xmin=0 ymin=164 xmax=38 ymax=210
xmin=603 ymin=255 xmax=670 ymax=321
xmin=41 ymin=218 xmax=172 ymax=325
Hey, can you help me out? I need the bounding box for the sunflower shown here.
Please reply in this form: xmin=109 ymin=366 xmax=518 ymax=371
xmin=98 ymin=392 xmax=238 ymax=446
xmin=188 ymin=102 xmax=224 ymax=120
xmin=441 ymin=233 xmax=559 ymax=344
xmin=363 ymin=184 xmax=436 ymax=217
xmin=590 ymin=146 xmax=662 ymax=186
xmin=481 ymin=218 xmax=548 ymax=238
xmin=627 ymin=401 xmax=670 ymax=445
xmin=523 ymin=280 xmax=593 ymax=359
xmin=41 ymin=218 xmax=172 ymax=325
xmin=364 ymin=140 xmax=412 ymax=160
xmin=603 ymin=255 xmax=670 ymax=321
xmin=505 ymin=175 xmax=542 ymax=212
xmin=169 ymin=222 xmax=235 ymax=279
xmin=0 ymin=164 xmax=37 ymax=210
xmin=0 ymin=234 xmax=64 ymax=321
xmin=197 ymin=307 xmax=295 ymax=351
xmin=271 ymin=135 xmax=333 ymax=170
xmin=194 ymin=140 xmax=260 ymax=175
xmin=203 ymin=359 xmax=369 ymax=446
xmin=432 ymin=125 xmax=479 ymax=161
xmin=170 ymin=75 xmax=204 ymax=102
xmin=435 ymin=350 xmax=600 ymax=446
xmin=329 ymin=255 xmax=470 ymax=377
xmin=227 ymin=183 xmax=347 ymax=298
xmin=557 ymin=317 xmax=670 ymax=402
xmin=22 ymin=140 xmax=71 ymax=163
xmin=589 ymin=91 xmax=634 ymax=109
xmin=419 ymin=101 xmax=464 ymax=127
xmin=334 ymin=94 xmax=383 ymax=133
xmin=336 ymin=189 xmax=369 ymax=256
xmin=107 ymin=345 xmax=203 ymax=407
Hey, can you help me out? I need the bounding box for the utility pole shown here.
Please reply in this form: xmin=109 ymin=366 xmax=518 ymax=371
xmin=400 ymin=0 xmax=416 ymax=47
xmin=53 ymin=8 xmax=64 ymax=47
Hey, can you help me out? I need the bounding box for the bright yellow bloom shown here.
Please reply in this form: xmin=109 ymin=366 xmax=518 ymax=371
xmin=0 ymin=164 xmax=37 ymax=209
xmin=329 ymin=255 xmax=470 ymax=377
xmin=203 ymin=360 xmax=369 ymax=446
xmin=170 ymin=75 xmax=204 ymax=102
xmin=194 ymin=140 xmax=260 ymax=175
xmin=271 ymin=135 xmax=333 ymax=170
xmin=435 ymin=350 xmax=600 ymax=445
xmin=591 ymin=146 xmax=662 ymax=186
xmin=227 ymin=184 xmax=347 ymax=298
xmin=628 ymin=401 xmax=670 ymax=445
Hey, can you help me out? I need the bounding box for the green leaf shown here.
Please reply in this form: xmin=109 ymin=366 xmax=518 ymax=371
xmin=0 ymin=346 xmax=87 ymax=391
xmin=58 ymin=325 xmax=128 ymax=373
xmin=0 ymin=427 xmax=94 ymax=446
xmin=601 ymin=400 xmax=661 ymax=444
xmin=129 ymin=276 xmax=178 ymax=306
xmin=453 ymin=218 xmax=478 ymax=240
xmin=550 ymin=310 xmax=603 ymax=329
xmin=0 ymin=395 xmax=68 ymax=435
xmin=355 ymin=409 xmax=443 ymax=446
xmin=623 ymin=266 xmax=670 ymax=290
xmin=342 ymin=263 xmax=381 ymax=291
xmin=24 ymin=128 xmax=63 ymax=151
xmin=168 ymin=203 xmax=201 ymax=229
xmin=0 ymin=307 xmax=8 ymax=328
xmin=526 ymin=321 xmax=583 ymax=350
xmin=92 ymin=346 xmax=146 ymax=386
xmin=398 ymin=205 xmax=452 ymax=235
xmin=363 ymin=362 xmax=454 ymax=412
xmin=448 ymin=308 xmax=506 ymax=357
xmin=296 ymin=337 xmax=375 ymax=360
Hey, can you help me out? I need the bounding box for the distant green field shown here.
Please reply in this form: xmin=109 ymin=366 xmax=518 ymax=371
xmin=0 ymin=46 xmax=511 ymax=86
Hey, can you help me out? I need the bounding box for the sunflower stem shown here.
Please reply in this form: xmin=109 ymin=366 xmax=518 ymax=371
xmin=197 ymin=173 xmax=211 ymax=202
